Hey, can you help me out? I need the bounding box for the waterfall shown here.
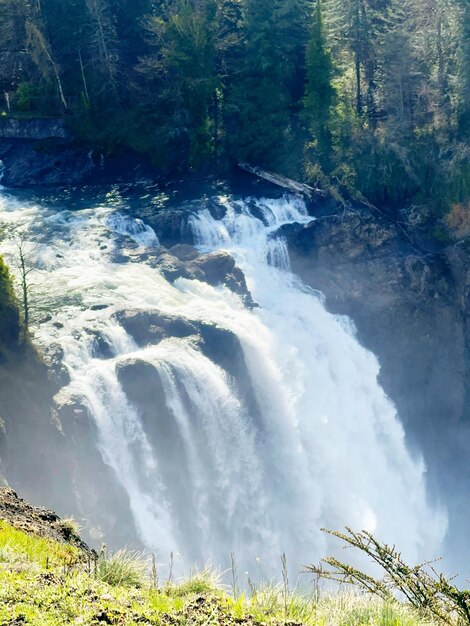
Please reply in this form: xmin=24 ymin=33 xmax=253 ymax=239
xmin=0 ymin=188 xmax=446 ymax=577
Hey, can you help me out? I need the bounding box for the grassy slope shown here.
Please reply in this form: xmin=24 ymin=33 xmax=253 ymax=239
xmin=0 ymin=521 xmax=438 ymax=626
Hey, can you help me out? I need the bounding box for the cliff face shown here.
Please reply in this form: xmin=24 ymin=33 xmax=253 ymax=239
xmin=284 ymin=202 xmax=470 ymax=564
xmin=286 ymin=206 xmax=470 ymax=452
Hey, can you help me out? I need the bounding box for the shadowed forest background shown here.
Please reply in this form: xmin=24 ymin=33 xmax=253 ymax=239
xmin=1 ymin=0 xmax=470 ymax=212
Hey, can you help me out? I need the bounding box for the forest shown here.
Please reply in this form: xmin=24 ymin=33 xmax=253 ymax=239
xmin=1 ymin=0 xmax=470 ymax=211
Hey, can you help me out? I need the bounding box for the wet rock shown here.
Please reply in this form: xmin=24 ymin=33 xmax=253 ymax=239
xmin=0 ymin=300 xmax=20 ymax=348
xmin=115 ymin=310 xmax=198 ymax=347
xmin=115 ymin=308 xmax=244 ymax=373
xmin=85 ymin=329 xmax=114 ymax=360
xmin=191 ymin=251 xmax=255 ymax=307
xmin=151 ymin=250 xmax=205 ymax=282
xmin=117 ymin=359 xmax=167 ymax=409
xmin=54 ymin=391 xmax=94 ymax=439
xmin=125 ymin=245 xmax=255 ymax=307
xmin=116 ymin=358 xmax=190 ymax=490
xmin=170 ymin=243 xmax=201 ymax=261
xmin=116 ymin=309 xmax=259 ymax=421
xmin=197 ymin=323 xmax=247 ymax=379
xmin=0 ymin=139 xmax=94 ymax=187
xmin=42 ymin=343 xmax=71 ymax=387
xmin=147 ymin=209 xmax=194 ymax=247
xmin=0 ymin=119 xmax=68 ymax=140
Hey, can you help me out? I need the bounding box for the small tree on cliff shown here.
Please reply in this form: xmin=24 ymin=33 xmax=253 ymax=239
xmin=15 ymin=235 xmax=36 ymax=338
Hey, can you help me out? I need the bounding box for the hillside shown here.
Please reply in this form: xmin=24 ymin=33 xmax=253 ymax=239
xmin=1 ymin=0 xmax=470 ymax=212
xmin=0 ymin=488 xmax=437 ymax=626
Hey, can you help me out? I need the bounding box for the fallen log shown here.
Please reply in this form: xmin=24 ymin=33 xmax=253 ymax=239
xmin=238 ymin=162 xmax=327 ymax=199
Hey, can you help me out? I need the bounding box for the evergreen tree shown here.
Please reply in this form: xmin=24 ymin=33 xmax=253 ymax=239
xmin=231 ymin=0 xmax=312 ymax=169
xmin=231 ymin=0 xmax=287 ymax=166
xmin=457 ymin=0 xmax=470 ymax=136
xmin=303 ymin=0 xmax=336 ymax=170
xmin=138 ymin=0 xmax=219 ymax=169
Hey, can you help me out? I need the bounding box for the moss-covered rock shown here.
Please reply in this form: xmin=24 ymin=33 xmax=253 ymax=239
xmin=0 ymin=253 xmax=20 ymax=348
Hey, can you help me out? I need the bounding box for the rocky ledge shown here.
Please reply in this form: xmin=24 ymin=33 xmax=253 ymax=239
xmin=121 ymin=244 xmax=255 ymax=308
xmin=0 ymin=137 xmax=162 ymax=187
xmin=0 ymin=487 xmax=91 ymax=552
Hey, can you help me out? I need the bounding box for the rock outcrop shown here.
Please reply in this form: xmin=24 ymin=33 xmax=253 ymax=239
xmin=0 ymin=138 xmax=162 ymax=187
xmin=124 ymin=244 xmax=255 ymax=308
xmin=0 ymin=487 xmax=91 ymax=552
xmin=284 ymin=203 xmax=470 ymax=517
xmin=115 ymin=309 xmax=251 ymax=383
xmin=0 ymin=118 xmax=68 ymax=140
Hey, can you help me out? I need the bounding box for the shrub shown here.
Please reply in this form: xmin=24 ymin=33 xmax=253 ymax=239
xmin=307 ymin=528 xmax=469 ymax=625
xmin=55 ymin=517 xmax=81 ymax=541
xmin=12 ymin=82 xmax=38 ymax=112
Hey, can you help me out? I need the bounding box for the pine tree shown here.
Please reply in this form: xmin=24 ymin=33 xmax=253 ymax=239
xmin=232 ymin=0 xmax=287 ymax=165
xmin=230 ymin=0 xmax=312 ymax=169
xmin=138 ymin=0 xmax=219 ymax=169
xmin=457 ymin=0 xmax=470 ymax=136
xmin=326 ymin=0 xmax=385 ymax=120
xmin=304 ymin=0 xmax=336 ymax=169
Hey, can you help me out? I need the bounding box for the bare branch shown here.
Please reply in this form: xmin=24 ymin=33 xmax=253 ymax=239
xmin=305 ymin=528 xmax=467 ymax=623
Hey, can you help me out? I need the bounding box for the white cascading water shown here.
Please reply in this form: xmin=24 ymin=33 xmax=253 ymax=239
xmin=0 ymin=186 xmax=446 ymax=578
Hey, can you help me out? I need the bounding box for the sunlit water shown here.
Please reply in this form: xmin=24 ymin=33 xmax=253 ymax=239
xmin=0 ymin=185 xmax=446 ymax=578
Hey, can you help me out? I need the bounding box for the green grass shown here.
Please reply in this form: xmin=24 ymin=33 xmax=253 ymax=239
xmin=0 ymin=520 xmax=78 ymax=568
xmin=96 ymin=548 xmax=148 ymax=588
xmin=0 ymin=521 xmax=442 ymax=625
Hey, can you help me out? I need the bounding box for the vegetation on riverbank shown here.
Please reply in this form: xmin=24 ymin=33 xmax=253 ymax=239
xmin=0 ymin=519 xmax=439 ymax=626
xmin=0 ymin=0 xmax=469 ymax=212
xmin=0 ymin=253 xmax=20 ymax=347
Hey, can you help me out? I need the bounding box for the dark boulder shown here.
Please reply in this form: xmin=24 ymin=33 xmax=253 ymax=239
xmin=115 ymin=310 xmax=198 ymax=347
xmin=150 ymin=250 xmax=205 ymax=282
xmin=170 ymin=244 xmax=201 ymax=262
xmin=0 ymin=139 xmax=94 ymax=187
xmin=191 ymin=251 xmax=255 ymax=307
xmin=117 ymin=358 xmax=168 ymax=410
xmin=116 ymin=357 xmax=194 ymax=531
xmin=0 ymin=302 xmax=20 ymax=349
xmin=85 ymin=329 xmax=114 ymax=360
xmin=115 ymin=308 xmax=243 ymax=376
xmin=125 ymin=245 xmax=255 ymax=308
xmin=146 ymin=209 xmax=194 ymax=248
